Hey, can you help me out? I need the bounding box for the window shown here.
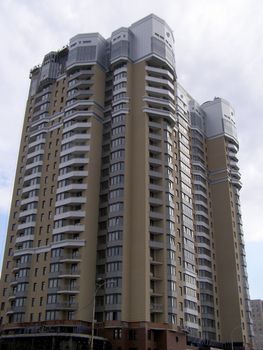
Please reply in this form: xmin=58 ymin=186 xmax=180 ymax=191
xmin=46 ymin=311 xmax=56 ymax=321
xmin=108 ymin=217 xmax=123 ymax=227
xmin=47 ymin=294 xmax=57 ymax=304
xmin=110 ymin=162 xmax=125 ymax=173
xmin=111 ymin=137 xmax=125 ymax=148
xmin=105 ymin=294 xmax=121 ymax=305
xmin=128 ymin=329 xmax=136 ymax=340
xmin=107 ymin=246 xmax=122 ymax=257
xmin=109 ymin=202 xmax=123 ymax=213
xmin=111 ymin=150 xmax=125 ymax=160
xmin=112 ymin=114 xmax=125 ymax=124
xmin=112 ymin=126 xmax=125 ymax=136
xmin=48 ymin=279 xmax=59 ymax=288
xmin=105 ymin=311 xmax=121 ymax=321
xmin=113 ymin=328 xmax=122 ymax=339
xmin=106 ymin=278 xmax=121 ymax=288
xmin=168 ymin=280 xmax=176 ymax=292
xmin=108 ymin=231 xmax=122 ymax=242
xmin=50 ymin=263 xmax=60 ymax=273
xmin=109 ymin=189 xmax=123 ymax=199
xmin=106 ymin=262 xmax=122 ymax=272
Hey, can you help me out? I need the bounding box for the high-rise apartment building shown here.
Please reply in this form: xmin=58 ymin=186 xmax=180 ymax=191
xmin=0 ymin=14 xmax=253 ymax=350
xmin=251 ymin=300 xmax=263 ymax=350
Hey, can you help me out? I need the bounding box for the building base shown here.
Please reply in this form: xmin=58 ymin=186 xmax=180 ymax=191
xmin=0 ymin=320 xmax=247 ymax=350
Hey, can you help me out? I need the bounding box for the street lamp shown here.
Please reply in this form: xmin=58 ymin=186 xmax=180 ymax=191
xmin=90 ymin=278 xmax=106 ymax=350
xmin=231 ymin=325 xmax=242 ymax=350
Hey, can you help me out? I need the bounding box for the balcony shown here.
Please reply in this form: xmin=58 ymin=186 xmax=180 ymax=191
xmin=146 ymin=65 xmax=174 ymax=80
xmin=150 ymin=288 xmax=163 ymax=297
xmin=28 ymin=137 xmax=46 ymax=149
xmin=60 ymin=145 xmax=90 ymax=157
xmin=60 ymin=252 xmax=81 ymax=263
xmin=57 ymin=170 xmax=88 ymax=181
xmin=55 ymin=196 xmax=86 ymax=207
xmin=59 ymin=269 xmax=81 ymax=278
xmin=65 ymin=100 xmax=93 ymax=112
xmin=149 ymin=240 xmax=163 ymax=250
xmin=61 ymin=133 xmax=90 ymax=145
xmin=21 ymin=184 xmax=40 ymax=195
xmin=15 ymin=234 xmax=34 ymax=244
xmin=13 ymin=248 xmax=33 ymax=257
xmin=150 ymin=256 xmax=163 ymax=265
xmin=7 ymin=306 xmax=26 ymax=314
xmin=229 ymin=160 xmax=239 ymax=170
xmin=10 ymin=275 xmax=29 ymax=285
xmin=227 ymin=142 xmax=238 ymax=152
xmin=57 ymin=285 xmax=80 ymax=294
xmin=144 ymin=96 xmax=175 ymax=112
xmin=20 ymin=196 xmax=39 ymax=206
xmin=8 ymin=290 xmax=28 ymax=299
xmin=68 ymin=69 xmax=94 ymax=80
xmin=56 ymin=184 xmax=87 ymax=196
xmin=54 ymin=210 xmax=85 ymax=221
xmin=149 ymin=183 xmax=163 ymax=192
xmin=146 ymin=76 xmax=174 ymax=90
xmin=26 ymin=149 xmax=45 ymax=161
xmin=17 ymin=221 xmax=36 ymax=231
xmin=150 ymin=272 xmax=161 ymax=281
xmin=63 ymin=121 xmax=92 ymax=133
xmin=19 ymin=209 xmax=37 ymax=218
xmin=25 ymin=160 xmax=43 ymax=171
xmin=46 ymin=302 xmax=78 ymax=310
xmin=23 ymin=172 xmax=42 ymax=182
xmin=144 ymin=107 xmax=176 ymax=124
xmin=149 ymin=225 xmax=164 ymax=235
xmin=13 ymin=261 xmax=31 ymax=271
xmin=52 ymin=224 xmax=85 ymax=235
xmin=150 ymin=303 xmax=163 ymax=313
xmin=149 ymin=210 xmax=163 ymax=220
xmin=59 ymin=158 xmax=89 ymax=168
xmin=149 ymin=132 xmax=162 ymax=141
xmin=51 ymin=239 xmax=85 ymax=249
xmin=146 ymin=86 xmax=174 ymax=100
xmin=149 ymin=196 xmax=163 ymax=206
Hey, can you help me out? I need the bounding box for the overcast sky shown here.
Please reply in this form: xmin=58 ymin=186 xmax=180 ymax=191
xmin=0 ymin=0 xmax=262 ymax=299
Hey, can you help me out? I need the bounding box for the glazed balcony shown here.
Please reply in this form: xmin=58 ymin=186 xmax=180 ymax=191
xmin=150 ymin=303 xmax=163 ymax=313
xmin=46 ymin=302 xmax=78 ymax=311
xmin=146 ymin=86 xmax=174 ymax=100
xmin=60 ymin=145 xmax=90 ymax=157
xmin=56 ymin=183 xmax=87 ymax=194
xmin=59 ymin=157 xmax=89 ymax=168
xmin=15 ymin=234 xmax=34 ymax=244
xmin=146 ymin=65 xmax=174 ymax=80
xmin=25 ymin=160 xmax=43 ymax=171
xmin=55 ymin=196 xmax=86 ymax=207
xmin=63 ymin=121 xmax=92 ymax=133
xmin=68 ymin=69 xmax=94 ymax=81
xmin=57 ymin=170 xmax=88 ymax=181
xmin=19 ymin=209 xmax=37 ymax=218
xmin=21 ymin=184 xmax=40 ymax=195
xmin=23 ymin=172 xmax=42 ymax=183
xmin=17 ymin=221 xmax=36 ymax=231
xmin=20 ymin=196 xmax=39 ymax=206
xmin=54 ymin=210 xmax=85 ymax=221
xmin=7 ymin=306 xmax=26 ymax=314
xmin=61 ymin=133 xmax=90 ymax=145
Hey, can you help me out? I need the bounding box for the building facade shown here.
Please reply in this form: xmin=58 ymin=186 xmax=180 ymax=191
xmin=0 ymin=14 xmax=253 ymax=350
xmin=251 ymin=300 xmax=263 ymax=350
